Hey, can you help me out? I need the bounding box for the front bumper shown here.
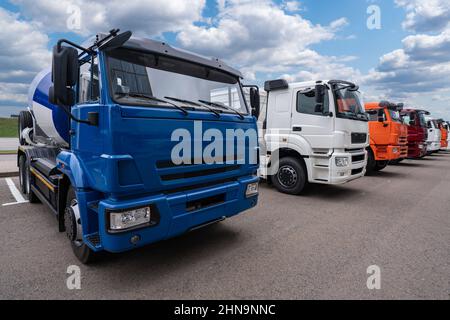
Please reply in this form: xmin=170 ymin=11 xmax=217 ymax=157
xmin=374 ymin=145 xmax=402 ymax=161
xmin=89 ymin=176 xmax=259 ymax=253
xmin=428 ymin=141 xmax=441 ymax=152
xmin=407 ymin=142 xmax=427 ymax=158
xmin=326 ymin=150 xmax=367 ymax=184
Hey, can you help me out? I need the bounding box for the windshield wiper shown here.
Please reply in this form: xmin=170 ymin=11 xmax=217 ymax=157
xmin=164 ymin=96 xmax=221 ymax=118
xmin=116 ymin=92 xmax=188 ymax=116
xmin=198 ymin=100 xmax=244 ymax=120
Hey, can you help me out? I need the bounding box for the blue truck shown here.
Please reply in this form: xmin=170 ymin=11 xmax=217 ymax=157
xmin=17 ymin=30 xmax=260 ymax=263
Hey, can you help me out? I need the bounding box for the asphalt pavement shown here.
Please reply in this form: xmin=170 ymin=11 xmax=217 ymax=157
xmin=0 ymin=153 xmax=449 ymax=300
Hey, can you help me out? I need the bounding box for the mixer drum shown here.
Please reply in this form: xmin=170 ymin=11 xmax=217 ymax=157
xmin=28 ymin=69 xmax=70 ymax=146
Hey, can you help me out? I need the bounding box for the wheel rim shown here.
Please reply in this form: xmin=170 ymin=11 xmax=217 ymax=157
xmin=277 ymin=165 xmax=298 ymax=188
xmin=65 ymin=199 xmax=83 ymax=247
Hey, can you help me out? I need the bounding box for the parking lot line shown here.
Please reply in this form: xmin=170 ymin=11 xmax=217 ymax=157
xmin=2 ymin=178 xmax=29 ymax=206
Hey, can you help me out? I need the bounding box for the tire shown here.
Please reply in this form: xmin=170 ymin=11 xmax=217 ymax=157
xmin=374 ymin=160 xmax=388 ymax=172
xmin=365 ymin=148 xmax=376 ymax=175
xmin=271 ymin=157 xmax=308 ymax=195
xmin=18 ymin=110 xmax=33 ymax=146
xmin=18 ymin=155 xmax=40 ymax=203
xmin=65 ymin=186 xmax=97 ymax=264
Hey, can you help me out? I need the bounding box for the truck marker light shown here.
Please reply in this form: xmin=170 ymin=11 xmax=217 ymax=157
xmin=335 ymin=157 xmax=349 ymax=167
xmin=109 ymin=207 xmax=151 ymax=231
xmin=245 ymin=182 xmax=259 ymax=198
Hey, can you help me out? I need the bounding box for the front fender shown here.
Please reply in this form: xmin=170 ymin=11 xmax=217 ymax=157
xmin=56 ymin=151 xmax=92 ymax=189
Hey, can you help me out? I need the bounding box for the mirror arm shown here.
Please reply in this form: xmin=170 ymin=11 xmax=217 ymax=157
xmin=93 ymin=29 xmax=120 ymax=50
xmin=58 ymin=106 xmax=98 ymax=126
xmin=57 ymin=39 xmax=94 ymax=55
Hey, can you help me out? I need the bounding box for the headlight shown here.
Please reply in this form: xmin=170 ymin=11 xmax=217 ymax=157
xmin=335 ymin=157 xmax=349 ymax=167
xmin=392 ymin=147 xmax=399 ymax=153
xmin=246 ymin=182 xmax=259 ymax=197
xmin=109 ymin=206 xmax=151 ymax=232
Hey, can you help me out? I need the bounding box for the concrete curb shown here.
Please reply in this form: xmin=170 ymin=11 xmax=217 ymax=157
xmin=0 ymin=172 xmax=19 ymax=178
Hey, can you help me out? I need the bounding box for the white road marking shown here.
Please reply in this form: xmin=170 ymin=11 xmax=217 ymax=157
xmin=2 ymin=178 xmax=29 ymax=206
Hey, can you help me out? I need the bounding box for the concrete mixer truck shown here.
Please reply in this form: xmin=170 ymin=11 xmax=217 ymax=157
xmin=17 ymin=30 xmax=261 ymax=263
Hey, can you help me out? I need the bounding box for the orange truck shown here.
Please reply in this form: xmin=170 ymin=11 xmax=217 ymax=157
xmin=365 ymin=101 xmax=408 ymax=173
xmin=437 ymin=119 xmax=448 ymax=149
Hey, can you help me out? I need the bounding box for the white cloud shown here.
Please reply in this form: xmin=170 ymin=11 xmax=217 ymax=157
xmin=282 ymin=1 xmax=302 ymax=12
xmin=177 ymin=0 xmax=355 ymax=83
xmin=0 ymin=7 xmax=51 ymax=107
xmin=367 ymin=29 xmax=450 ymax=94
xmin=356 ymin=1 xmax=450 ymax=118
xmin=395 ymin=0 xmax=450 ymax=32
xmin=11 ymin=0 xmax=206 ymax=36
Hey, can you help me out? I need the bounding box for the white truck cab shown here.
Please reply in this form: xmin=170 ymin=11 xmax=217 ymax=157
xmin=425 ymin=116 xmax=441 ymax=153
xmin=259 ymin=79 xmax=369 ymax=194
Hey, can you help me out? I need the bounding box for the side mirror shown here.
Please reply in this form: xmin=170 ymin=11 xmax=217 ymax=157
xmin=249 ymin=87 xmax=260 ymax=118
xmin=98 ymin=31 xmax=132 ymax=51
xmin=314 ymin=84 xmax=325 ymax=113
xmin=49 ymin=45 xmax=78 ymax=107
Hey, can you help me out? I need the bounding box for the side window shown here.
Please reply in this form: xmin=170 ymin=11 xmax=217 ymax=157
xmin=402 ymin=114 xmax=411 ymax=124
xmin=78 ymin=56 xmax=100 ymax=104
xmin=379 ymin=109 xmax=387 ymax=122
xmin=368 ymin=112 xmax=378 ymax=121
xmin=296 ymin=89 xmax=329 ymax=115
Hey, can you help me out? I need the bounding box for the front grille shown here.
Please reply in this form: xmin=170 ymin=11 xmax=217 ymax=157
xmin=399 ymin=136 xmax=408 ymax=144
xmin=160 ymin=165 xmax=241 ymax=181
xmin=351 ymin=132 xmax=367 ymax=144
xmin=400 ymin=146 xmax=408 ymax=157
xmin=186 ymin=194 xmax=226 ymax=212
xmin=351 ymin=168 xmax=364 ymax=175
xmin=352 ymin=154 xmax=365 ymax=163
xmin=156 ymin=154 xmax=244 ymax=169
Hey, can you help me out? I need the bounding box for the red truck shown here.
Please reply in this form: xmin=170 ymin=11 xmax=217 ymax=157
xmin=400 ymin=109 xmax=430 ymax=158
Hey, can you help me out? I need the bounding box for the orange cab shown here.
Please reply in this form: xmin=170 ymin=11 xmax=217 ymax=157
xmin=438 ymin=119 xmax=448 ymax=149
xmin=365 ymin=101 xmax=408 ymax=173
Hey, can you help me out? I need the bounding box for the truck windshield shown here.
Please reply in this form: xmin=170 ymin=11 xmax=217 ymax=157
xmin=388 ymin=110 xmax=402 ymax=123
xmin=106 ymin=48 xmax=248 ymax=114
xmin=332 ymin=84 xmax=366 ymax=121
xmin=418 ymin=113 xmax=427 ymax=127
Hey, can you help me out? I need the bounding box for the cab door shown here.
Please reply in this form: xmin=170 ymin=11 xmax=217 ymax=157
xmin=290 ymin=86 xmax=334 ymax=149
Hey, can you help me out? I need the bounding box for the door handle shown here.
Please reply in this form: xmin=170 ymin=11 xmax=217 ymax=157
xmin=292 ymin=126 xmax=302 ymax=132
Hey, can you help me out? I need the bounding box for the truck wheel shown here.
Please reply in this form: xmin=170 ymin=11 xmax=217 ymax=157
xmin=18 ymin=110 xmax=33 ymax=146
xmin=64 ymin=186 xmax=96 ymax=264
xmin=365 ymin=148 xmax=376 ymax=175
xmin=18 ymin=155 xmax=39 ymax=203
xmin=374 ymin=160 xmax=388 ymax=172
xmin=272 ymin=157 xmax=308 ymax=195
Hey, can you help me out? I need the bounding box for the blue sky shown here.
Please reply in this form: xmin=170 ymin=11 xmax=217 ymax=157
xmin=1 ymin=0 xmax=450 ymax=119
